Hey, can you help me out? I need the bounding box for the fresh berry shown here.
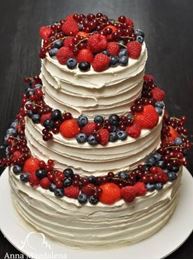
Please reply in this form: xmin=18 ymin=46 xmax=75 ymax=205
xmin=118 ymin=48 xmax=128 ymax=57
xmin=168 ymin=172 xmax=177 ymax=181
xmin=31 ymin=114 xmax=40 ymax=124
xmin=43 ymin=119 xmax=54 ymax=130
xmin=119 ymin=56 xmax=128 ymax=66
xmin=110 ymin=56 xmax=119 ymax=67
xmin=155 ymin=183 xmax=163 ymax=190
xmin=64 ymin=185 xmax=80 ymax=198
xmin=109 ymin=114 xmax=120 ymax=126
xmin=49 ymin=183 xmax=57 ymax=192
xmin=51 ymin=109 xmax=62 ymax=121
xmin=89 ymin=195 xmax=99 ymax=205
xmin=20 ymin=173 xmax=29 ymax=183
xmin=126 ymin=123 xmax=141 ymax=138
xmin=87 ymin=135 xmax=98 ymax=145
xmin=94 ymin=115 xmax=104 ymax=124
xmin=146 ymin=183 xmax=155 ymax=192
xmin=29 ymin=173 xmax=40 ymax=187
xmin=134 ymin=182 xmax=147 ymax=196
xmin=54 ymin=188 xmax=64 ymax=197
xmin=39 ymin=26 xmax=52 ymax=40
xmin=56 ymin=47 xmax=74 ymax=65
xmin=78 ymin=193 xmax=88 ymax=204
xmin=81 ymin=122 xmax=96 ymax=135
xmin=134 ymin=105 xmax=159 ymax=129
xmin=63 ymin=168 xmax=74 ymax=179
xmin=88 ymin=33 xmax=107 ymax=53
xmin=99 ymin=183 xmax=121 ymax=205
xmin=118 ymin=171 xmax=129 ymax=180
xmin=23 ymin=157 xmax=40 ymax=175
xmin=66 ymin=58 xmax=77 ymax=69
xmin=78 ymin=62 xmax=91 ymax=72
xmin=92 ymin=53 xmax=110 ymax=72
xmin=49 ymin=48 xmax=58 ymax=57
xmin=117 ymin=130 xmax=128 ymax=140
xmin=136 ymin=35 xmax=144 ymax=44
xmin=59 ymin=119 xmax=80 ymax=138
xmin=144 ymin=74 xmax=154 ymax=83
xmin=13 ymin=165 xmax=22 ymax=175
xmin=81 ymin=183 xmax=96 ymax=196
xmin=40 ymin=113 xmax=51 ymax=125
xmin=63 ymin=37 xmax=74 ymax=49
xmin=98 ymin=128 xmax=109 ymax=146
xmin=40 ymin=177 xmax=51 ymax=189
xmin=109 ymin=132 xmax=118 ymax=142
xmin=77 ymin=49 xmax=94 ymax=63
xmin=135 ymin=29 xmax=145 ymax=38
xmin=61 ymin=18 xmax=79 ymax=35
xmin=53 ymin=39 xmax=63 ymax=49
xmin=77 ymin=114 xmax=88 ymax=127
xmin=151 ymin=87 xmax=165 ymax=101
xmin=36 ymin=169 xmax=47 ymax=179
xmin=76 ymin=133 xmax=87 ymax=144
xmin=174 ymin=137 xmax=183 ymax=145
xmin=63 ymin=178 xmax=73 ymax=187
xmin=127 ymin=41 xmax=142 ymax=59
xmin=167 ymin=126 xmax=179 ymax=143
xmin=121 ymin=186 xmax=136 ymax=203
xmin=107 ymin=42 xmax=120 ymax=56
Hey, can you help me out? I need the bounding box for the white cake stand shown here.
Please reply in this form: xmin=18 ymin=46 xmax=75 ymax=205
xmin=0 ymin=167 xmax=193 ymax=259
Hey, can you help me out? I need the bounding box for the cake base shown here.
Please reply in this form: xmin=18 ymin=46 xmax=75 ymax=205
xmin=0 ymin=167 xmax=193 ymax=258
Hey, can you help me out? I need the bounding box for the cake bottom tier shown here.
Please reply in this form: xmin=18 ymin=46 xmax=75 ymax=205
xmin=9 ymin=168 xmax=182 ymax=249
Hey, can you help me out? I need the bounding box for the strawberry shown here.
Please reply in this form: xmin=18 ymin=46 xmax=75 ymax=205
xmin=107 ymin=42 xmax=120 ymax=56
xmin=127 ymin=41 xmax=142 ymax=59
xmin=39 ymin=26 xmax=52 ymax=40
xmin=98 ymin=128 xmax=109 ymax=146
xmin=40 ymin=177 xmax=51 ymax=189
xmin=40 ymin=112 xmax=51 ymax=125
xmin=167 ymin=126 xmax=179 ymax=143
xmin=63 ymin=37 xmax=73 ymax=49
xmin=64 ymin=185 xmax=80 ymax=199
xmin=81 ymin=122 xmax=96 ymax=136
xmin=23 ymin=157 xmax=40 ymax=175
xmin=60 ymin=119 xmax=80 ymax=138
xmin=126 ymin=123 xmax=141 ymax=138
xmin=151 ymin=87 xmax=165 ymax=101
xmin=81 ymin=183 xmax=96 ymax=196
xmin=121 ymin=186 xmax=136 ymax=203
xmin=56 ymin=47 xmax=74 ymax=65
xmin=77 ymin=49 xmax=94 ymax=63
xmin=62 ymin=18 xmax=79 ymax=35
xmin=134 ymin=105 xmax=159 ymax=129
xmin=92 ymin=53 xmax=110 ymax=72
xmin=99 ymin=183 xmax=121 ymax=205
xmin=88 ymin=33 xmax=107 ymax=53
xmin=134 ymin=182 xmax=147 ymax=196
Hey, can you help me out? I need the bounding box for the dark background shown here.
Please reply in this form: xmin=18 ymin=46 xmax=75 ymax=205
xmin=0 ymin=0 xmax=193 ymax=258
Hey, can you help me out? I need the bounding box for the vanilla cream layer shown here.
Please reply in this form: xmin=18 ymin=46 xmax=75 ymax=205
xmin=40 ymin=43 xmax=147 ymax=118
xmin=25 ymin=113 xmax=163 ymax=176
xmin=9 ymin=168 xmax=182 ymax=249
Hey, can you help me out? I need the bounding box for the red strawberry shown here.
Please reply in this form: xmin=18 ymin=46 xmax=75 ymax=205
xmin=134 ymin=182 xmax=147 ymax=196
xmin=56 ymin=47 xmax=74 ymax=65
xmin=60 ymin=119 xmax=80 ymax=138
xmin=39 ymin=26 xmax=52 ymax=40
xmin=121 ymin=186 xmax=136 ymax=203
xmin=134 ymin=105 xmax=159 ymax=129
xmin=98 ymin=128 xmax=109 ymax=146
xmin=23 ymin=157 xmax=40 ymax=175
xmin=92 ymin=53 xmax=110 ymax=72
xmin=127 ymin=41 xmax=142 ymax=59
xmin=64 ymin=185 xmax=80 ymax=199
xmin=81 ymin=122 xmax=96 ymax=136
xmin=40 ymin=112 xmax=51 ymax=125
xmin=107 ymin=42 xmax=120 ymax=56
xmin=63 ymin=37 xmax=73 ymax=49
xmin=167 ymin=126 xmax=179 ymax=143
xmin=126 ymin=18 xmax=134 ymax=28
xmin=29 ymin=174 xmax=40 ymax=187
xmin=99 ymin=183 xmax=121 ymax=205
xmin=62 ymin=18 xmax=79 ymax=36
xmin=77 ymin=49 xmax=94 ymax=63
xmin=40 ymin=177 xmax=51 ymax=189
xmin=144 ymin=74 xmax=154 ymax=83
xmin=126 ymin=123 xmax=141 ymax=138
xmin=81 ymin=183 xmax=96 ymax=196
xmin=88 ymin=33 xmax=107 ymax=53
xmin=151 ymin=87 xmax=165 ymax=101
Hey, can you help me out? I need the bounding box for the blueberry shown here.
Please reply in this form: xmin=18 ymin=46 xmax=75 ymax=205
xmin=102 ymin=50 xmax=110 ymax=56
xmin=31 ymin=114 xmax=40 ymax=124
xmin=27 ymin=110 xmax=33 ymax=118
xmin=10 ymin=120 xmax=18 ymax=129
xmin=146 ymin=183 xmax=155 ymax=192
xmin=155 ymin=107 xmax=163 ymax=115
xmin=51 ymin=109 xmax=62 ymax=121
xmin=146 ymin=156 xmax=156 ymax=166
xmin=63 ymin=168 xmax=74 ymax=178
xmin=135 ymin=29 xmax=145 ymax=38
xmin=36 ymin=169 xmax=47 ymax=179
xmin=26 ymin=88 xmax=34 ymax=97
xmin=87 ymin=135 xmax=98 ymax=145
xmin=89 ymin=195 xmax=99 ymax=205
xmin=78 ymin=62 xmax=90 ymax=72
xmin=156 ymin=160 xmax=165 ymax=168
xmin=109 ymin=114 xmax=120 ymax=126
xmin=155 ymin=101 xmax=165 ymax=109
xmin=117 ymin=130 xmax=128 ymax=141
xmin=63 ymin=178 xmax=72 ymax=187
xmin=118 ymin=48 xmax=128 ymax=58
xmin=119 ymin=56 xmax=128 ymax=66
xmin=54 ymin=188 xmax=64 ymax=198
xmin=78 ymin=193 xmax=88 ymax=204
xmin=49 ymin=183 xmax=57 ymax=192
xmin=13 ymin=165 xmax=22 ymax=175
xmin=174 ymin=137 xmax=183 ymax=145
xmin=88 ymin=175 xmax=97 ymax=184
xmin=20 ymin=173 xmax=29 ymax=183
xmin=168 ymin=172 xmax=177 ymax=181
xmin=171 ymin=166 xmax=179 ymax=172
xmin=155 ymin=183 xmax=163 ymax=190
xmin=49 ymin=48 xmax=58 ymax=57
xmin=6 ymin=128 xmax=17 ymax=137
xmin=109 ymin=132 xmax=118 ymax=142
xmin=67 ymin=58 xmax=77 ymax=69
xmin=76 ymin=133 xmax=87 ymax=144
xmin=77 ymin=114 xmax=88 ymax=127
xmin=136 ymin=35 xmax=144 ymax=44
xmin=94 ymin=115 xmax=104 ymax=124
xmin=53 ymin=39 xmax=63 ymax=49
xmin=110 ymin=56 xmax=119 ymax=67
xmin=43 ymin=119 xmax=55 ymax=130
xmin=118 ymin=171 xmax=129 ymax=180
xmin=153 ymin=153 xmax=162 ymax=161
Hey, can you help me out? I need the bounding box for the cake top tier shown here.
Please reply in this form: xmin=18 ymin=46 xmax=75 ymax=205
xmin=39 ymin=13 xmax=145 ymax=73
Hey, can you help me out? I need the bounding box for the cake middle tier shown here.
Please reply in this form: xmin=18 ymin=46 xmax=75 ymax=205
xmin=40 ymin=43 xmax=147 ymax=118
xmin=25 ymin=112 xmax=163 ymax=176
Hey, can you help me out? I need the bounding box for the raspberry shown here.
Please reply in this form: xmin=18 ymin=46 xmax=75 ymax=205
xmin=62 ymin=18 xmax=79 ymax=36
xmin=121 ymin=186 xmax=136 ymax=203
xmin=63 ymin=37 xmax=73 ymax=49
xmin=40 ymin=112 xmax=51 ymax=125
xmin=77 ymin=49 xmax=94 ymax=63
xmin=92 ymin=53 xmax=110 ymax=72
xmin=64 ymin=185 xmax=80 ymax=199
xmin=98 ymin=128 xmax=109 ymax=146
xmin=81 ymin=122 xmax=96 ymax=136
xmin=88 ymin=33 xmax=107 ymax=53
xmin=56 ymin=47 xmax=74 ymax=65
xmin=99 ymin=183 xmax=121 ymax=205
xmin=39 ymin=26 xmax=52 ymax=40
xmin=151 ymin=87 xmax=165 ymax=101
xmin=29 ymin=173 xmax=40 ymax=187
xmin=107 ymin=42 xmax=120 ymax=56
xmin=126 ymin=123 xmax=141 ymax=138
xmin=134 ymin=105 xmax=159 ymax=129
xmin=59 ymin=119 xmax=80 ymax=138
xmin=81 ymin=183 xmax=96 ymax=196
xmin=134 ymin=182 xmax=147 ymax=196
xmin=23 ymin=157 xmax=40 ymax=175
xmin=127 ymin=41 xmax=142 ymax=59
xmin=40 ymin=177 xmax=51 ymax=189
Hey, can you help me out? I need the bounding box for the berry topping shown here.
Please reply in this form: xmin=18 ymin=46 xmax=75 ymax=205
xmin=167 ymin=126 xmax=179 ymax=143
xmin=63 ymin=37 xmax=74 ymax=49
xmin=39 ymin=26 xmax=52 ymax=40
xmin=66 ymin=58 xmax=77 ymax=69
xmin=61 ymin=17 xmax=79 ymax=36
xmin=40 ymin=177 xmax=51 ymax=189
xmin=77 ymin=114 xmax=88 ymax=127
xmin=99 ymin=183 xmax=121 ymax=205
xmin=88 ymin=33 xmax=107 ymax=53
xmin=81 ymin=183 xmax=96 ymax=196
xmin=127 ymin=41 xmax=142 ymax=59
xmin=78 ymin=62 xmax=91 ymax=72
xmin=64 ymin=185 xmax=80 ymax=199
xmin=134 ymin=182 xmax=147 ymax=196
xmin=81 ymin=122 xmax=96 ymax=135
xmin=107 ymin=42 xmax=120 ymax=56
xmin=77 ymin=49 xmax=94 ymax=63
xmin=78 ymin=193 xmax=88 ymax=204
xmin=20 ymin=173 xmax=29 ymax=183
xmin=121 ymin=186 xmax=136 ymax=203
xmin=56 ymin=47 xmax=74 ymax=65
xmin=98 ymin=128 xmax=109 ymax=146
xmin=151 ymin=87 xmax=165 ymax=101
xmin=126 ymin=123 xmax=141 ymax=138
xmin=92 ymin=53 xmax=110 ymax=72
xmin=23 ymin=157 xmax=40 ymax=175
xmin=59 ymin=119 xmax=80 ymax=138
xmin=76 ymin=133 xmax=87 ymax=144
xmin=134 ymin=105 xmax=159 ymax=129
xmin=40 ymin=113 xmax=51 ymax=125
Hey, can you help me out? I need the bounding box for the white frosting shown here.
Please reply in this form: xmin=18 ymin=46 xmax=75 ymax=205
xmin=9 ymin=168 xmax=182 ymax=248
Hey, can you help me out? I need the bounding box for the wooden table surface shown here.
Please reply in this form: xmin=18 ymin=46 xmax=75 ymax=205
xmin=0 ymin=0 xmax=193 ymax=258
